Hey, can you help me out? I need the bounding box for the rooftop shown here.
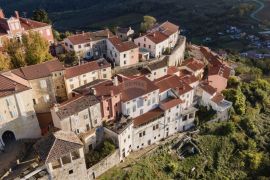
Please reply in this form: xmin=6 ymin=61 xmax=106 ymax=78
xmin=11 ymin=59 xmax=64 ymax=80
xmin=200 ymin=83 xmax=217 ymax=95
xmin=160 ymin=97 xmax=183 ymax=110
xmin=55 ymin=94 xmax=100 ymax=119
xmin=105 ymin=115 xmax=133 ymax=134
xmin=35 ymin=130 xmax=83 ymax=164
xmin=146 ymin=31 xmax=168 ymax=44
xmin=181 ymin=58 xmax=205 ymax=72
xmin=108 ymin=36 xmax=138 ymax=52
xmin=133 ymin=107 xmax=164 ymax=128
xmin=66 ymin=29 xmax=113 ymax=45
xmin=65 ymin=58 xmax=110 ymax=79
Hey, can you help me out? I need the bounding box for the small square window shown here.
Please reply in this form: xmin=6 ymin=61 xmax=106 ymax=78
xmin=69 ymin=170 xmax=73 ymax=174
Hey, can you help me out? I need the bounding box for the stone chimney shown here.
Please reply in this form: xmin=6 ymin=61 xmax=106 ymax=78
xmin=14 ymin=11 xmax=19 ymax=19
xmin=0 ymin=9 xmax=5 ymax=19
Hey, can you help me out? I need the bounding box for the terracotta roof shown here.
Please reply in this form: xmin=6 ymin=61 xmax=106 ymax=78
xmin=167 ymin=66 xmax=179 ymax=75
xmin=108 ymin=36 xmax=138 ymax=52
xmin=121 ymin=76 xmax=159 ymax=102
xmin=146 ymin=31 xmax=168 ymax=44
xmin=179 ymin=75 xmax=198 ymax=85
xmin=154 ymin=75 xmax=193 ymax=95
xmin=0 ymin=74 xmax=30 ymax=97
xmin=160 ymin=97 xmax=183 ymax=110
xmin=55 ymin=94 xmax=100 ymax=119
xmin=35 ymin=130 xmax=83 ymax=163
xmin=66 ymin=29 xmax=113 ymax=45
xmin=200 ymin=83 xmax=217 ymax=95
xmin=182 ymin=58 xmax=204 ymax=72
xmin=158 ymin=21 xmax=179 ymax=36
xmin=19 ymin=17 xmax=50 ymax=31
xmin=208 ymin=64 xmax=231 ymax=79
xmin=65 ymin=58 xmax=110 ymax=79
xmin=11 ymin=59 xmax=64 ymax=80
xmin=211 ymin=93 xmax=224 ymax=104
xmin=133 ymin=107 xmax=164 ymax=128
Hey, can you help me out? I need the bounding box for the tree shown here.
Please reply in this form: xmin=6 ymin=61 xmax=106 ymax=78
xmin=0 ymin=52 xmax=11 ymax=71
xmin=32 ymin=9 xmax=51 ymax=24
xmin=3 ymin=39 xmax=26 ymax=68
xmin=227 ymin=76 xmax=240 ymax=88
xmin=223 ymin=88 xmax=246 ymax=115
xmin=22 ymin=31 xmax=52 ymax=65
xmin=58 ymin=51 xmax=78 ymax=66
xmin=140 ymin=15 xmax=156 ymax=32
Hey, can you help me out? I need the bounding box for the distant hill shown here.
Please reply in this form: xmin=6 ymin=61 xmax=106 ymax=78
xmin=0 ymin=0 xmax=245 ymax=31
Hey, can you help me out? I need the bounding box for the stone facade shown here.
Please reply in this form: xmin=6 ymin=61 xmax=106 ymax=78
xmin=0 ymin=89 xmax=41 ymax=149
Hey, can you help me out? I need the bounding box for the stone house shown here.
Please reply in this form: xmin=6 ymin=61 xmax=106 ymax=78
xmin=64 ymin=59 xmax=111 ymax=98
xmin=11 ymin=59 xmax=67 ymax=113
xmin=64 ymin=29 xmax=113 ymax=59
xmin=0 ymin=74 xmax=40 ymax=149
xmin=0 ymin=9 xmax=54 ymax=47
xmin=106 ymin=36 xmax=139 ymax=67
xmin=35 ymin=130 xmax=88 ymax=180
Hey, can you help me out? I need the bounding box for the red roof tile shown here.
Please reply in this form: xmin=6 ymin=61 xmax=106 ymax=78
xmin=133 ymin=107 xmax=164 ymax=128
xmin=160 ymin=97 xmax=183 ymax=110
xmin=159 ymin=21 xmax=179 ymax=36
xmin=211 ymin=92 xmax=224 ymax=104
xmin=146 ymin=31 xmax=168 ymax=44
xmin=108 ymin=36 xmax=138 ymax=52
xmin=200 ymin=83 xmax=217 ymax=95
xmin=182 ymin=58 xmax=205 ymax=72
xmin=65 ymin=59 xmax=110 ymax=79
xmin=66 ymin=29 xmax=113 ymax=45
xmin=12 ymin=59 xmax=64 ymax=80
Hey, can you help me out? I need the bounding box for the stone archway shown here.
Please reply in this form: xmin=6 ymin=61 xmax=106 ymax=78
xmin=2 ymin=131 xmax=16 ymax=145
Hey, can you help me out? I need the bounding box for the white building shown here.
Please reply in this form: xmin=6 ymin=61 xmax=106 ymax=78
xmin=134 ymin=21 xmax=179 ymax=58
xmin=115 ymin=27 xmax=134 ymax=41
xmin=179 ymin=58 xmax=205 ymax=79
xmin=64 ymin=59 xmax=111 ymax=98
xmin=64 ymin=29 xmax=113 ymax=59
xmin=0 ymin=75 xmax=41 ymax=149
xmin=199 ymin=83 xmax=232 ymax=121
xmin=106 ymin=36 xmax=139 ymax=67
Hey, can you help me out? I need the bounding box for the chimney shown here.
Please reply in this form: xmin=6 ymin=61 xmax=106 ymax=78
xmin=113 ymin=76 xmax=119 ymax=86
xmin=14 ymin=11 xmax=19 ymax=19
xmin=82 ymin=31 xmax=84 ymax=35
xmin=0 ymin=9 xmax=5 ymax=19
xmin=107 ymin=31 xmax=110 ymax=38
xmin=153 ymin=33 xmax=156 ymax=37
xmin=110 ymin=90 xmax=114 ymax=96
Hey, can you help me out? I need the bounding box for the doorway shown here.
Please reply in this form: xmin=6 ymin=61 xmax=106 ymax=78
xmin=2 ymin=131 xmax=16 ymax=145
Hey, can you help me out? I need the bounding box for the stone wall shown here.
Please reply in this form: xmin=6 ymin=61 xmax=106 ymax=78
xmin=166 ymin=35 xmax=186 ymax=66
xmin=87 ymin=149 xmax=120 ymax=179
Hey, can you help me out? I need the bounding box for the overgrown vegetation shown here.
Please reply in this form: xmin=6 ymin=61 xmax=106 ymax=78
xmin=85 ymin=140 xmax=116 ymax=168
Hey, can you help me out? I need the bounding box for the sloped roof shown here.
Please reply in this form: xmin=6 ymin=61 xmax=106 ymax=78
xmin=146 ymin=31 xmax=168 ymax=44
xmin=65 ymin=58 xmax=110 ymax=79
xmin=11 ymin=59 xmax=64 ymax=80
xmin=35 ymin=131 xmax=83 ymax=163
xmin=66 ymin=29 xmax=113 ymax=45
xmin=0 ymin=74 xmax=30 ymax=97
xmin=159 ymin=21 xmax=179 ymax=36
xmin=154 ymin=74 xmax=193 ymax=95
xmin=147 ymin=59 xmax=168 ymax=70
xmin=208 ymin=64 xmax=231 ymax=79
xmin=160 ymin=97 xmax=183 ymax=110
xmin=211 ymin=92 xmax=224 ymax=104
xmin=200 ymin=83 xmax=217 ymax=95
xmin=55 ymin=94 xmax=100 ymax=119
xmin=133 ymin=107 xmax=164 ymax=128
xmin=182 ymin=58 xmax=205 ymax=72
xmin=108 ymin=36 xmax=138 ymax=52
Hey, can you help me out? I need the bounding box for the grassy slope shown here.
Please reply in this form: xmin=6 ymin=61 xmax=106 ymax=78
xmin=100 ymin=117 xmax=270 ymax=180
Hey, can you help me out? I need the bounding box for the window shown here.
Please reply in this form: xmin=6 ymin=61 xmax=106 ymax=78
xmin=0 ymin=114 xmax=3 ymax=121
xmin=84 ymin=80 xmax=87 ymax=85
xmin=167 ymin=117 xmax=170 ymax=123
xmin=149 ymin=45 xmax=151 ymax=49
xmin=94 ymin=119 xmax=97 ymax=124
xmin=40 ymin=80 xmax=47 ymax=89
xmin=126 ymin=108 xmax=130 ymax=115
xmin=124 ymin=61 xmax=126 ymax=65
xmin=69 ymin=78 xmax=73 ymax=82
xmin=140 ymin=109 xmax=143 ymax=115
xmin=183 ymin=115 xmax=188 ymax=121
xmin=69 ymin=170 xmax=73 ymax=174
xmin=154 ymin=72 xmax=156 ymax=75
xmin=10 ymin=110 xmax=17 ymax=118
xmin=164 ymin=68 xmax=167 ymax=72
xmin=103 ymin=69 xmax=106 ymax=72
xmin=147 ymin=99 xmax=151 ymax=106
xmin=76 ymin=129 xmax=80 ymax=134
xmin=144 ymin=38 xmax=146 ymax=41
xmin=138 ymin=43 xmax=141 ymax=47
xmin=78 ymin=45 xmax=82 ymax=49
xmin=6 ymin=98 xmax=12 ymax=106
xmin=128 ymin=135 xmax=130 ymax=139
xmin=84 ymin=115 xmax=88 ymax=119
xmin=103 ymin=74 xmax=107 ymax=78
xmin=123 ymin=54 xmax=126 ymax=58
xmin=83 ymin=74 xmax=86 ymax=78
xmin=69 ymin=45 xmax=73 ymax=48
xmin=143 ymin=44 xmax=146 ymax=48
xmin=133 ymin=105 xmax=136 ymax=112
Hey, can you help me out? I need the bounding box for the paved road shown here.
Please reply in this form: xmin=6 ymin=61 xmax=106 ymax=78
xmin=250 ymin=0 xmax=265 ymax=21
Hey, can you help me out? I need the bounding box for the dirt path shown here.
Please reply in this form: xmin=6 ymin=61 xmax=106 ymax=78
xmin=250 ymin=0 xmax=265 ymax=21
